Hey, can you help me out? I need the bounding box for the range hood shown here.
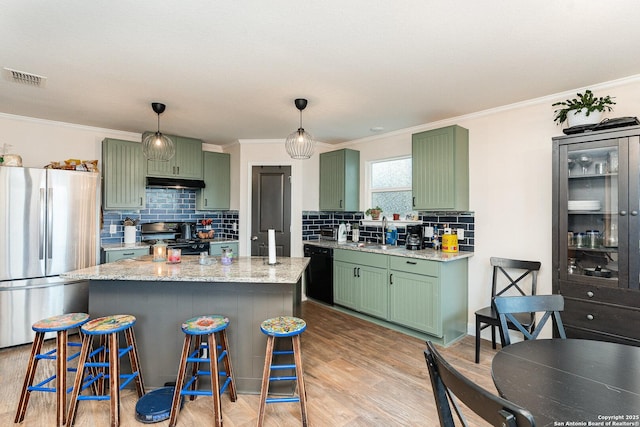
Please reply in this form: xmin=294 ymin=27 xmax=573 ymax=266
xmin=146 ymin=177 xmax=205 ymax=189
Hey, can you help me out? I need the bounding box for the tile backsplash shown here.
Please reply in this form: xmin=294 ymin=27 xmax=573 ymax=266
xmin=101 ymin=188 xmax=239 ymax=245
xmin=302 ymin=210 xmax=475 ymax=252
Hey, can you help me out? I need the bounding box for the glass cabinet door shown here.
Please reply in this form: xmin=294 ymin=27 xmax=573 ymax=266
xmin=560 ymin=140 xmax=621 ymax=287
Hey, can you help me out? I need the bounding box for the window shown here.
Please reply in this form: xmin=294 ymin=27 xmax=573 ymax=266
xmin=370 ymin=157 xmax=412 ymax=217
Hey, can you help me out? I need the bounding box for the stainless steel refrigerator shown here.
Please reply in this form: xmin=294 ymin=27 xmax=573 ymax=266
xmin=0 ymin=167 xmax=99 ymax=348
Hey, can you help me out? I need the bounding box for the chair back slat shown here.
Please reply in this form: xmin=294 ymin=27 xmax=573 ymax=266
xmin=424 ymin=341 xmax=535 ymax=427
xmin=490 ymin=257 xmax=541 ymax=298
xmin=494 ymin=294 xmax=566 ymax=346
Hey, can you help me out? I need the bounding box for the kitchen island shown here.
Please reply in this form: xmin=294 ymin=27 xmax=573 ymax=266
xmin=61 ymin=255 xmax=308 ymax=393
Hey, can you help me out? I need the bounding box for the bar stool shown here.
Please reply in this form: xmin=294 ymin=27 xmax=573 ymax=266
xmin=66 ymin=314 xmax=145 ymax=427
xmin=14 ymin=312 xmax=90 ymax=427
xmin=257 ymin=316 xmax=308 ymax=427
xmin=169 ymin=315 xmax=237 ymax=427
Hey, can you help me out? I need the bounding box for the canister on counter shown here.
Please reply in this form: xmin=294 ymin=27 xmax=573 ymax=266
xmin=442 ymin=233 xmax=458 ymax=253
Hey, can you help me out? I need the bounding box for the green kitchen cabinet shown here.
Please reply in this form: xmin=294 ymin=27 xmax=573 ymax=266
xmin=102 ymin=247 xmax=149 ymax=263
xmin=197 ymin=152 xmax=230 ymax=210
xmin=209 ymin=241 xmax=238 ymax=256
xmin=412 ymin=125 xmax=469 ymax=211
xmin=333 ymin=249 xmax=388 ymax=319
xmin=102 ymin=138 xmax=146 ymax=210
xmin=146 ymin=134 xmax=203 ymax=179
xmin=388 ymin=255 xmax=468 ymax=342
xmin=319 ymin=149 xmax=360 ymax=211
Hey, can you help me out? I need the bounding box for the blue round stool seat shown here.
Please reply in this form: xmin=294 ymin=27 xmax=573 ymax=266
xmin=260 ymin=316 xmax=306 ymax=337
xmin=32 ymin=312 xmax=89 ymax=332
xmin=81 ymin=314 xmax=136 ymax=335
xmin=135 ymin=387 xmax=183 ymax=424
xmin=181 ymin=315 xmax=229 ymax=335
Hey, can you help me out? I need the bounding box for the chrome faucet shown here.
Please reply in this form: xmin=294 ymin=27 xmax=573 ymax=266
xmin=381 ymin=216 xmax=387 ymax=244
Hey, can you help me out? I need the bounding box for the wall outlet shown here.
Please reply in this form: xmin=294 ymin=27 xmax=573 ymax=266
xmin=109 ymin=224 xmax=117 ymax=234
xmin=232 ymin=222 xmax=237 ymax=232
xmin=457 ymin=228 xmax=465 ymax=239
xmin=424 ymin=226 xmax=434 ymax=238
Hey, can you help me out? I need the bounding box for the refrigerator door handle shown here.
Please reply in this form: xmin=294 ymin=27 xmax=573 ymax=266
xmin=39 ymin=188 xmax=46 ymax=260
xmin=47 ymin=188 xmax=53 ymax=259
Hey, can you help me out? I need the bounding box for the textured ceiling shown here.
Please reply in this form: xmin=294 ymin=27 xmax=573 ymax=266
xmin=2 ymin=1 xmax=640 ymax=145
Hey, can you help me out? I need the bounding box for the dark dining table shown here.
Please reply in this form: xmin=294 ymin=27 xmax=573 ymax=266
xmin=491 ymin=339 xmax=640 ymax=427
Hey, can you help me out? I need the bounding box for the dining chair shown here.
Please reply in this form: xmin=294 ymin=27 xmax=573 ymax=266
xmin=494 ymin=294 xmax=567 ymax=346
xmin=474 ymin=257 xmax=542 ymax=363
xmin=424 ymin=341 xmax=535 ymax=427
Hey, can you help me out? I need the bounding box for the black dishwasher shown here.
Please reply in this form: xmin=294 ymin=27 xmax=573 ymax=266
xmin=303 ymin=244 xmax=334 ymax=305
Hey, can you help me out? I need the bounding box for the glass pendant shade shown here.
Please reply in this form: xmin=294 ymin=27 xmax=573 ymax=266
xmin=142 ymin=102 xmax=175 ymax=161
xmin=142 ymin=131 xmax=175 ymax=161
xmin=285 ymin=98 xmax=314 ymax=159
xmin=285 ymin=127 xmax=314 ymax=159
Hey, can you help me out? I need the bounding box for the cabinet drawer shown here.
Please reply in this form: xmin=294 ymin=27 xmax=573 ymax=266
xmin=562 ymin=298 xmax=640 ymax=340
xmin=210 ymin=242 xmax=238 ymax=256
xmin=558 ymin=281 xmax=640 ymax=307
xmin=334 ymin=249 xmax=386 ymax=268
xmin=104 ymin=248 xmax=149 ymax=263
xmin=388 ymin=255 xmax=438 ymax=277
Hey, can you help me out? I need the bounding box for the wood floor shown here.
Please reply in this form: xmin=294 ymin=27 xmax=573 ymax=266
xmin=1 ymin=300 xmax=499 ymax=426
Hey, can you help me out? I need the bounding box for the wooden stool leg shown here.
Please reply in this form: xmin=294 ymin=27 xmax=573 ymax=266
xmin=67 ymin=334 xmax=92 ymax=427
xmin=108 ymin=332 xmax=120 ymax=427
xmin=208 ymin=333 xmax=223 ymax=427
xmin=219 ymin=329 xmax=237 ymax=401
xmin=14 ymin=332 xmax=45 ymax=423
xmin=169 ymin=334 xmax=192 ymax=427
xmin=124 ymin=328 xmax=145 ymax=397
xmin=292 ymin=335 xmax=308 ymax=427
xmin=56 ymin=330 xmax=68 ymax=427
xmin=257 ymin=336 xmax=275 ymax=427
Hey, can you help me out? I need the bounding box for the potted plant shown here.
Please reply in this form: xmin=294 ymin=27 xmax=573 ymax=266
xmin=552 ymin=90 xmax=615 ymax=127
xmin=365 ymin=206 xmax=383 ymax=220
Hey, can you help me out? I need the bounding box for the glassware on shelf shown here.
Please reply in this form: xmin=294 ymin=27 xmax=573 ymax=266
xmin=577 ymin=154 xmax=593 ymax=174
xmin=568 ymin=158 xmax=576 ymax=176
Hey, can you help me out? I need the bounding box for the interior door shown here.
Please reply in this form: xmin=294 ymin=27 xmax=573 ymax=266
xmin=251 ymin=166 xmax=291 ymax=257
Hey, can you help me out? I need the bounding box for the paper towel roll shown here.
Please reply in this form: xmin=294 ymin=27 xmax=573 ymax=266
xmin=124 ymin=226 xmax=136 ymax=244
xmin=268 ymin=229 xmax=276 ymax=264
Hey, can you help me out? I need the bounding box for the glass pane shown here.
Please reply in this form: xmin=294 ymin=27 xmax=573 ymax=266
xmin=567 ymin=146 xmax=618 ymax=283
xmin=371 ymin=158 xmax=412 ymax=189
xmin=372 ymin=191 xmax=412 ymax=217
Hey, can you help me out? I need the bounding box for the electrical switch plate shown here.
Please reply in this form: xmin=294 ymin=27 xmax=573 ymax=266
xmin=109 ymin=224 xmax=117 ymax=234
xmin=457 ymin=228 xmax=465 ymax=239
xmin=424 ymin=226 xmax=434 ymax=238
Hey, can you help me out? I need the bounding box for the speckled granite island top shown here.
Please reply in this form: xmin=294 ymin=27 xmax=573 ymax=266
xmin=61 ymin=255 xmax=309 ymax=283
xmin=304 ymin=240 xmax=473 ymax=261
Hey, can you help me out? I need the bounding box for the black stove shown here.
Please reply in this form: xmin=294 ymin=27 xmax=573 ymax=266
xmin=141 ymin=222 xmax=210 ymax=255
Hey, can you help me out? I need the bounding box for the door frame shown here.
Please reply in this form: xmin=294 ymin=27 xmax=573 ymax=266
xmin=245 ymin=160 xmax=303 ymax=257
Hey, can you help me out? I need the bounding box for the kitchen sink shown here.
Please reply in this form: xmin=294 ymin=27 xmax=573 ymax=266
xmin=338 ymin=242 xmax=403 ymax=251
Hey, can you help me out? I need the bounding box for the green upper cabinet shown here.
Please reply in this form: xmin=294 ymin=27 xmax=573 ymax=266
xmin=319 ymin=148 xmax=360 ymax=211
xmin=145 ymin=134 xmax=203 ymax=179
xmin=196 ymin=152 xmax=230 ymax=210
xmin=412 ymin=125 xmax=469 ymax=211
xmin=102 ymin=138 xmax=146 ymax=210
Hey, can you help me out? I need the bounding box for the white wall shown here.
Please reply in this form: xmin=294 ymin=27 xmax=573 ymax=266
xmin=3 ymin=75 xmax=640 ymax=337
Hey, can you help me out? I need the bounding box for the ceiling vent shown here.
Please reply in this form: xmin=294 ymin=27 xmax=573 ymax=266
xmin=3 ymin=67 xmax=47 ymax=87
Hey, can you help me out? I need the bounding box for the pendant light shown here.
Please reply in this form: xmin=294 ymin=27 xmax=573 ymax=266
xmin=285 ymin=98 xmax=315 ymax=159
xmin=142 ymin=102 xmax=176 ymax=161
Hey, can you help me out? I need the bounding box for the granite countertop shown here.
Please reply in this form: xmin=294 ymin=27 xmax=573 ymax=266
xmin=61 ymin=255 xmax=309 ymax=283
xmin=304 ymin=240 xmax=473 ymax=262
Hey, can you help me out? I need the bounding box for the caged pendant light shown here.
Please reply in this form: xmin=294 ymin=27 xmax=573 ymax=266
xmin=285 ymin=98 xmax=315 ymax=159
xmin=142 ymin=102 xmax=176 ymax=161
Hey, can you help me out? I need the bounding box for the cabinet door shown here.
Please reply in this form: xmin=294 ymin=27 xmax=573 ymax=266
xmin=102 ymin=138 xmax=146 ymax=210
xmin=319 ymin=149 xmax=359 ymax=211
xmin=389 ymin=269 xmax=441 ymax=335
xmin=197 ymin=152 xmax=230 ymax=210
xmin=359 ymin=265 xmax=388 ymax=319
xmin=334 ymin=261 xmax=359 ymax=309
xmin=145 ymin=134 xmax=178 ymax=177
xmin=175 ymin=136 xmax=203 ymax=179
xmin=412 ymin=125 xmax=468 ymax=211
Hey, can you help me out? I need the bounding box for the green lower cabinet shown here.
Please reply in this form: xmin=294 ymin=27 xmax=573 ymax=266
xmin=209 ymin=241 xmax=238 ymax=256
xmin=334 ymin=260 xmax=359 ymax=310
xmin=359 ymin=265 xmax=388 ymax=319
xmin=102 ymin=247 xmax=150 ymax=263
xmin=389 ymin=270 xmax=440 ymax=335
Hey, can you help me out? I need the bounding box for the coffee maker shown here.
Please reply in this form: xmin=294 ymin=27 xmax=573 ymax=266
xmin=406 ymin=225 xmax=423 ymax=250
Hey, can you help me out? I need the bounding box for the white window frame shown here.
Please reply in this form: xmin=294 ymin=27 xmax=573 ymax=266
xmin=367 ymin=155 xmax=412 ymax=213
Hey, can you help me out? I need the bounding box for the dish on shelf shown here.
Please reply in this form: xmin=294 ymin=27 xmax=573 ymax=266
xmin=568 ymin=200 xmax=601 ymax=211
